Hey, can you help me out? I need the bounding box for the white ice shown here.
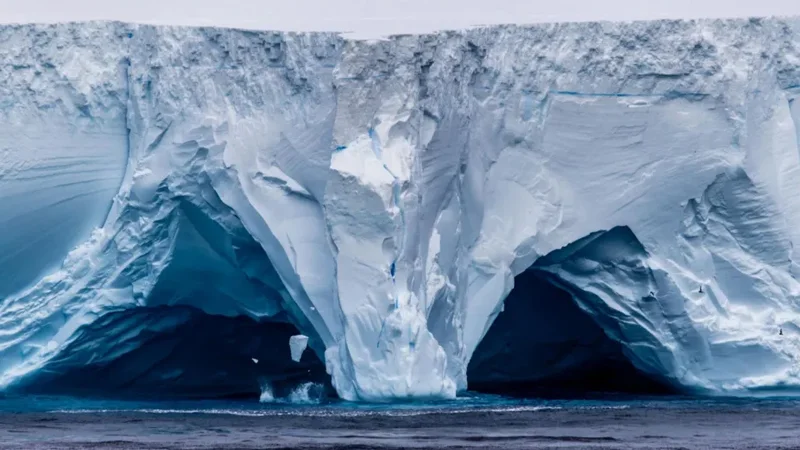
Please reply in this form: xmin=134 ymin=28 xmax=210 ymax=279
xmin=289 ymin=335 xmax=309 ymax=363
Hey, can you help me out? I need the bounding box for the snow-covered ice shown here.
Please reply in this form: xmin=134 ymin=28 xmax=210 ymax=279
xmin=2 ymin=18 xmax=800 ymax=401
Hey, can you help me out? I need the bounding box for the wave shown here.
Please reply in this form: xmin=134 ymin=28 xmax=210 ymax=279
xmin=49 ymin=404 xmax=583 ymax=418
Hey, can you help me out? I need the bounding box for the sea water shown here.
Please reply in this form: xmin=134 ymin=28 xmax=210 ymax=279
xmin=0 ymin=393 xmax=798 ymax=449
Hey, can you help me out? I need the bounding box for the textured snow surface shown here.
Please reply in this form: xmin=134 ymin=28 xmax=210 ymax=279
xmin=3 ymin=18 xmax=800 ymax=401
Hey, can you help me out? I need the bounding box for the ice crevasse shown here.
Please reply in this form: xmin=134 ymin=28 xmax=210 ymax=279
xmin=3 ymin=18 xmax=800 ymax=401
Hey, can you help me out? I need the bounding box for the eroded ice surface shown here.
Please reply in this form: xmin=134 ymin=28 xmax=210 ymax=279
xmin=3 ymin=18 xmax=800 ymax=401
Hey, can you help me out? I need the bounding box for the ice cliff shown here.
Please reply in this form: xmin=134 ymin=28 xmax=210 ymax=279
xmin=3 ymin=18 xmax=800 ymax=401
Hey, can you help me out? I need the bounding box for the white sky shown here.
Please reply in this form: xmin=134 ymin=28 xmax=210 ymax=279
xmin=1 ymin=0 xmax=799 ymax=38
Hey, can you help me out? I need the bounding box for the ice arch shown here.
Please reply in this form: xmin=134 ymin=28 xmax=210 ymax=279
xmin=467 ymin=264 xmax=673 ymax=396
xmin=3 ymin=197 xmax=330 ymax=398
xmin=0 ymin=190 xmax=332 ymax=397
xmin=467 ymin=227 xmax=695 ymax=396
xmin=466 ymin=222 xmax=800 ymax=396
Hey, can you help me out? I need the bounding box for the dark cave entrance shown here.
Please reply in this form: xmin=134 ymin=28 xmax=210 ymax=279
xmin=467 ymin=268 xmax=673 ymax=398
xmin=14 ymin=306 xmax=330 ymax=399
xmin=12 ymin=199 xmax=333 ymax=400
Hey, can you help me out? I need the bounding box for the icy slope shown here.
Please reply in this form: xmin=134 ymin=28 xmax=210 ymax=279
xmin=2 ymin=18 xmax=800 ymax=401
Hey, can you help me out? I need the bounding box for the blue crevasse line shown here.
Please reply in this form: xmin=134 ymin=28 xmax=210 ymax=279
xmin=521 ymin=93 xmax=534 ymax=121
xmin=339 ymin=74 xmax=389 ymax=81
xmin=377 ymin=322 xmax=386 ymax=348
xmin=368 ymin=126 xmax=410 ymax=345
xmin=391 ymin=258 xmax=398 ymax=310
xmin=551 ymin=90 xmax=709 ymax=100
xmin=372 ymin=127 xmax=402 ymax=306
xmin=392 ymin=183 xmax=401 ymax=208
xmin=388 ymin=179 xmax=401 ymax=312
xmin=368 ymin=127 xmax=382 ymax=159
xmin=334 ymin=145 xmax=347 ymax=152
xmin=552 ymin=90 xmax=661 ymax=98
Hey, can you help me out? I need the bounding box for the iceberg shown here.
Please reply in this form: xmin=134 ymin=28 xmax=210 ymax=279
xmin=289 ymin=334 xmax=309 ymax=363
xmin=2 ymin=18 xmax=800 ymax=401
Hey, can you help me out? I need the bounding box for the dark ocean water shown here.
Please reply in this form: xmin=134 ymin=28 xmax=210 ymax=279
xmin=0 ymin=394 xmax=798 ymax=449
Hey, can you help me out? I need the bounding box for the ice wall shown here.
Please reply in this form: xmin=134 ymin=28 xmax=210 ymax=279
xmin=2 ymin=18 xmax=800 ymax=401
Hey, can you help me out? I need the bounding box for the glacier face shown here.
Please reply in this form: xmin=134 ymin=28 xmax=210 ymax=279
xmin=2 ymin=18 xmax=800 ymax=401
